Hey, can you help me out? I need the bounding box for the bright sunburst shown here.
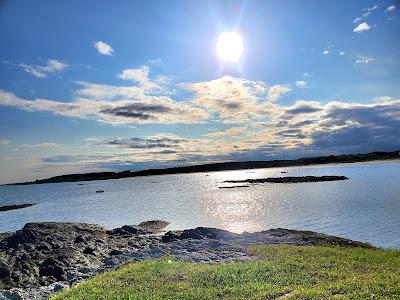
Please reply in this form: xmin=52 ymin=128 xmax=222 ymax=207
xmin=216 ymin=31 xmax=243 ymax=63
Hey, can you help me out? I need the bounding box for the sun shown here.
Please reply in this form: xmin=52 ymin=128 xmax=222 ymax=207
xmin=216 ymin=31 xmax=243 ymax=63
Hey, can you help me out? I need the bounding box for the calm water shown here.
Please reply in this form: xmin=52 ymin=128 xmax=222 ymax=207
xmin=1 ymin=162 xmax=399 ymax=249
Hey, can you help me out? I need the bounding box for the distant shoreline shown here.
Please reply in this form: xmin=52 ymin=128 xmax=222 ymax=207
xmin=5 ymin=150 xmax=400 ymax=186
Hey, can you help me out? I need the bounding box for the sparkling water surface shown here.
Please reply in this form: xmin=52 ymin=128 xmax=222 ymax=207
xmin=1 ymin=161 xmax=399 ymax=248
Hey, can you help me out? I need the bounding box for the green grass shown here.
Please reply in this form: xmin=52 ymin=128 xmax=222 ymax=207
xmin=51 ymin=245 xmax=400 ymax=300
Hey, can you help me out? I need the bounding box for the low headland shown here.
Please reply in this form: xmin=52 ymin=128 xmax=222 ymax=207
xmin=1 ymin=221 xmax=399 ymax=299
xmin=8 ymin=150 xmax=399 ymax=185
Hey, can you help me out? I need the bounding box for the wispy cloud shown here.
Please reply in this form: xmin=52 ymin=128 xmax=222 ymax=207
xmin=353 ymin=5 xmax=378 ymax=27
xmin=339 ymin=52 xmax=346 ymax=56
xmin=204 ymin=127 xmax=246 ymax=137
xmin=94 ymin=41 xmax=113 ymax=56
xmin=0 ymin=139 xmax=10 ymax=145
xmin=385 ymin=5 xmax=396 ymax=12
xmin=355 ymin=56 xmax=374 ymax=64
xmin=353 ymin=22 xmax=371 ymax=33
xmin=3 ymin=59 xmax=68 ymax=78
xmin=294 ymin=80 xmax=307 ymax=88
xmin=323 ymin=50 xmax=329 ymax=55
xmin=20 ymin=143 xmax=59 ymax=148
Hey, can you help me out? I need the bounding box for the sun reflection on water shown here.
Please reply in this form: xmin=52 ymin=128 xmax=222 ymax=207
xmin=203 ymin=178 xmax=267 ymax=233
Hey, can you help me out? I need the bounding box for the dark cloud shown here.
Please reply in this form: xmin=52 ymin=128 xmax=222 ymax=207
xmin=105 ymin=137 xmax=183 ymax=149
xmin=222 ymin=101 xmax=242 ymax=110
xmin=286 ymin=104 xmax=322 ymax=115
xmin=100 ymin=103 xmax=172 ymax=120
xmin=42 ymin=155 xmax=81 ymax=163
xmin=311 ymin=125 xmax=400 ymax=152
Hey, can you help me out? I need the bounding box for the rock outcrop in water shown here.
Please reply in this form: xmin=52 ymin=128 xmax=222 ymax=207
xmin=0 ymin=221 xmax=372 ymax=299
xmin=223 ymin=175 xmax=348 ymax=184
xmin=0 ymin=204 xmax=35 ymax=212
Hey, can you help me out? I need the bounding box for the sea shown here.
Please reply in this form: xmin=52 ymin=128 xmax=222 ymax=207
xmin=1 ymin=161 xmax=399 ymax=249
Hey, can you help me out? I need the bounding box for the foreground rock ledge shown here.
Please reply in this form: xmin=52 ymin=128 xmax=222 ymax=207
xmin=0 ymin=221 xmax=372 ymax=300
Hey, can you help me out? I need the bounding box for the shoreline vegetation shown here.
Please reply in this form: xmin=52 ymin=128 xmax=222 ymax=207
xmin=7 ymin=150 xmax=400 ymax=186
xmin=0 ymin=221 xmax=398 ymax=299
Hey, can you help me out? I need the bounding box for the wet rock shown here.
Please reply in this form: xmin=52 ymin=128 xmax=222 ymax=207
xmin=162 ymin=227 xmax=236 ymax=242
xmin=0 ymin=261 xmax=11 ymax=285
xmin=110 ymin=220 xmax=169 ymax=236
xmin=82 ymin=247 xmax=95 ymax=255
xmin=109 ymin=249 xmax=123 ymax=256
xmin=74 ymin=235 xmax=86 ymax=244
xmin=1 ymin=289 xmax=24 ymax=300
xmin=39 ymin=258 xmax=65 ymax=281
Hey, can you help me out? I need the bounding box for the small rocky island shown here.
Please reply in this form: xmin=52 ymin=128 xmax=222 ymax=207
xmin=0 ymin=220 xmax=371 ymax=300
xmin=0 ymin=204 xmax=35 ymax=212
xmin=223 ymin=175 xmax=348 ymax=184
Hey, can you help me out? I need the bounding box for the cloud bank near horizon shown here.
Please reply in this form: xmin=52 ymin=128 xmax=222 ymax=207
xmin=1 ymin=64 xmax=399 ymax=183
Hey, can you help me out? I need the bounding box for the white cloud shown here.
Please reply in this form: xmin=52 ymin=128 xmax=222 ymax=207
xmin=204 ymin=127 xmax=247 ymax=137
xmin=339 ymin=52 xmax=346 ymax=56
xmin=0 ymin=65 xmax=209 ymax=126
xmin=4 ymin=59 xmax=68 ymax=78
xmin=355 ymin=56 xmax=374 ymax=64
xmin=267 ymin=85 xmax=291 ymax=102
xmin=323 ymin=50 xmax=329 ymax=55
xmin=117 ymin=66 xmax=170 ymax=93
xmin=362 ymin=4 xmax=379 ymax=17
xmin=185 ymin=76 xmax=273 ymax=122
xmin=370 ymin=4 xmax=379 ymax=11
xmin=353 ymin=22 xmax=371 ymax=33
xmin=294 ymin=80 xmax=307 ymax=88
xmin=20 ymin=143 xmax=59 ymax=148
xmin=375 ymin=96 xmax=394 ymax=102
xmin=386 ymin=5 xmax=396 ymax=12
xmin=353 ymin=17 xmax=363 ymax=24
xmin=0 ymin=139 xmax=10 ymax=145
xmin=118 ymin=66 xmax=150 ymax=84
xmin=148 ymin=58 xmax=162 ymax=65
xmin=94 ymin=41 xmax=113 ymax=56
xmin=362 ymin=11 xmax=371 ymax=18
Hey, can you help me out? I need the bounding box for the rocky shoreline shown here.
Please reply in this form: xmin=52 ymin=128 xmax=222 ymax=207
xmin=0 ymin=221 xmax=372 ymax=300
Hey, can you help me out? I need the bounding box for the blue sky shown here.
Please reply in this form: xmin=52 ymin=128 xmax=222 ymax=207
xmin=0 ymin=0 xmax=399 ymax=183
